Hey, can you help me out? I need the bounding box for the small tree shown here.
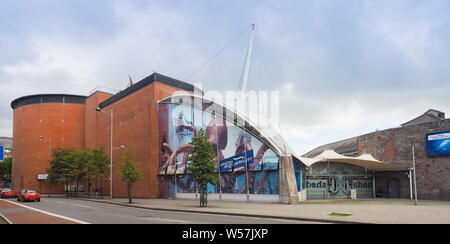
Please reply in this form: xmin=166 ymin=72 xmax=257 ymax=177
xmin=187 ymin=128 xmax=218 ymax=207
xmin=87 ymin=146 xmax=110 ymax=194
xmin=47 ymin=147 xmax=110 ymax=196
xmin=68 ymin=148 xmax=91 ymax=195
xmin=119 ymin=145 xmax=142 ymax=204
xmin=47 ymin=147 xmax=76 ymax=190
xmin=0 ymin=157 xmax=12 ymax=184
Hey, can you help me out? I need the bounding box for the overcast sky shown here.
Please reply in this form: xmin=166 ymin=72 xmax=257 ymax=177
xmin=1 ymin=0 xmax=449 ymax=155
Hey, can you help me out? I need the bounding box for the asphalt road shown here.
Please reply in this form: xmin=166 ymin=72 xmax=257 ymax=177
xmin=4 ymin=197 xmax=322 ymax=224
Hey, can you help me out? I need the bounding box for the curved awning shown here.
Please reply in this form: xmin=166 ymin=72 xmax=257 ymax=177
xmin=298 ymin=150 xmax=409 ymax=171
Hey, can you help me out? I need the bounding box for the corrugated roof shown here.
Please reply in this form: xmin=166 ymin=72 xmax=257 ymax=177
xmin=401 ymin=109 xmax=445 ymax=127
xmin=303 ymin=137 xmax=358 ymax=158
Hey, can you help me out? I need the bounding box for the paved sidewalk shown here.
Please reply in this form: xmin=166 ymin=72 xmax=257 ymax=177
xmin=79 ymin=197 xmax=450 ymax=224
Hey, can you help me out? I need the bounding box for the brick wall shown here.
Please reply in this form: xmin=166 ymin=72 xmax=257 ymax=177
xmin=12 ymin=102 xmax=86 ymax=194
xmin=358 ymin=119 xmax=450 ymax=200
xmin=84 ymin=82 xmax=187 ymax=198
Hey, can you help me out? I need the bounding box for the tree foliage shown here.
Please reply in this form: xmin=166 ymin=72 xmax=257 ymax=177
xmin=119 ymin=144 xmax=142 ymax=204
xmin=47 ymin=147 xmax=75 ymax=185
xmin=187 ymin=128 xmax=218 ymax=207
xmin=0 ymin=157 xmax=12 ymax=182
xmin=87 ymin=147 xmax=110 ymax=180
xmin=47 ymin=147 xmax=110 ymax=193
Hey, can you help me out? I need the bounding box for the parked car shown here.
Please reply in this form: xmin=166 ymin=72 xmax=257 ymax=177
xmin=1 ymin=189 xmax=18 ymax=198
xmin=17 ymin=189 xmax=40 ymax=202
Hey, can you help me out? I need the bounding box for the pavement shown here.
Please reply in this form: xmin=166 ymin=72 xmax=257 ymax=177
xmin=77 ymin=197 xmax=450 ymax=224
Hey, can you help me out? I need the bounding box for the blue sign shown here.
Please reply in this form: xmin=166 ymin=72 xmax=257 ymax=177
xmin=0 ymin=145 xmax=3 ymax=161
xmin=219 ymin=150 xmax=254 ymax=173
xmin=426 ymin=131 xmax=450 ymax=157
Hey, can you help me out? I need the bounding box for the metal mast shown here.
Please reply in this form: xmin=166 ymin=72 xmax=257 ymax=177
xmin=239 ymin=23 xmax=255 ymax=93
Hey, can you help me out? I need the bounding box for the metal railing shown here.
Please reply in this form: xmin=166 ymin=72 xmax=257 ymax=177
xmin=65 ymin=191 xmax=106 ymax=199
xmin=89 ymin=86 xmax=118 ymax=96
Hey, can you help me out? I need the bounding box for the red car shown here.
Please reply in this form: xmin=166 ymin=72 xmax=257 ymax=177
xmin=1 ymin=189 xmax=17 ymax=198
xmin=17 ymin=189 xmax=40 ymax=202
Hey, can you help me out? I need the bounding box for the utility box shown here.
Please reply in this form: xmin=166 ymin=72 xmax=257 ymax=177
xmin=351 ymin=189 xmax=357 ymax=199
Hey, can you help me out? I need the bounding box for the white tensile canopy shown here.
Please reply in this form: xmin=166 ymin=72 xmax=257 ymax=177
xmin=298 ymin=150 xmax=409 ymax=171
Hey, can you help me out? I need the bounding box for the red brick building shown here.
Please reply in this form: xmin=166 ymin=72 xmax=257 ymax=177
xmin=11 ymin=72 xmax=304 ymax=204
xmin=11 ymin=73 xmax=199 ymax=198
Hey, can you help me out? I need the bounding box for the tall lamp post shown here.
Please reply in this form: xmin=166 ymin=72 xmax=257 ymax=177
xmin=412 ymin=144 xmax=418 ymax=205
xmin=95 ymin=107 xmax=115 ymax=199
xmin=38 ymin=136 xmax=51 ymax=197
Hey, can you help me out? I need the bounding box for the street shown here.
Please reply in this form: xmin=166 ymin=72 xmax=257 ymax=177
xmin=2 ymin=197 xmax=322 ymax=224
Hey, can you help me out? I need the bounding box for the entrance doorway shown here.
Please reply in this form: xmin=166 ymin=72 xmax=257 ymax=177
xmin=388 ymin=179 xmax=399 ymax=198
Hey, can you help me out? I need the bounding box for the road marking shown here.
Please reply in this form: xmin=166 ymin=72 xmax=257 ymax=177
xmin=70 ymin=203 xmax=91 ymax=208
xmin=49 ymin=200 xmax=92 ymax=209
xmin=52 ymin=201 xmax=68 ymax=205
xmin=142 ymin=217 xmax=190 ymax=223
xmin=3 ymin=199 xmax=90 ymax=224
xmin=0 ymin=212 xmax=12 ymax=224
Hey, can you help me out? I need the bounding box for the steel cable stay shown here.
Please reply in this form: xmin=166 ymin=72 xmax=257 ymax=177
xmin=184 ymin=23 xmax=255 ymax=84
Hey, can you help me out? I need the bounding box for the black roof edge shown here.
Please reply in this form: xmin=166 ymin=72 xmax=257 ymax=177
xmin=11 ymin=94 xmax=87 ymax=110
xmin=99 ymin=72 xmax=203 ymax=109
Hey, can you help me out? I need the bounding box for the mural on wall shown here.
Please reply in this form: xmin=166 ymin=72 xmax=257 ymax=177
xmin=293 ymin=158 xmax=307 ymax=192
xmin=158 ymin=103 xmax=280 ymax=197
xmin=306 ymin=162 xmax=373 ymax=199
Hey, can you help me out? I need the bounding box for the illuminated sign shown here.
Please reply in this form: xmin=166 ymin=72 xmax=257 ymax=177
xmin=426 ymin=130 xmax=450 ymax=157
xmin=0 ymin=145 xmax=3 ymax=161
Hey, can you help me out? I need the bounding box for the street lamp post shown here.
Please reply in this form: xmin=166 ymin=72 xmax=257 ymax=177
xmin=412 ymin=144 xmax=418 ymax=205
xmin=38 ymin=136 xmax=51 ymax=197
xmin=95 ymin=107 xmax=114 ymax=199
xmin=95 ymin=108 xmax=127 ymax=199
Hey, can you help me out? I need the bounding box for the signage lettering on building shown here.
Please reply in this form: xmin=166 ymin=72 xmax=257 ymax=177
xmin=306 ymin=176 xmax=373 ymax=198
xmin=428 ymin=132 xmax=450 ymax=141
xmin=219 ymin=150 xmax=254 ymax=173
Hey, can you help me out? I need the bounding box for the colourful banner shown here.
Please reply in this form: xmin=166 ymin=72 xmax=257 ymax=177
xmin=219 ymin=150 xmax=254 ymax=173
xmin=426 ymin=130 xmax=450 ymax=157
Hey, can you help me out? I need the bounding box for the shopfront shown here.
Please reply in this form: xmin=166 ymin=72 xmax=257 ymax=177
xmin=299 ymin=150 xmax=408 ymax=199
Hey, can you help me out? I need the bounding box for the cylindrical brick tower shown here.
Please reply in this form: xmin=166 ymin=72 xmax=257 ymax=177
xmin=10 ymin=94 xmax=86 ymax=194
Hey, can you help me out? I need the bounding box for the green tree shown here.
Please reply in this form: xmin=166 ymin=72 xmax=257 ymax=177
xmin=187 ymin=128 xmax=218 ymax=207
xmin=119 ymin=145 xmax=142 ymax=204
xmin=0 ymin=157 xmax=12 ymax=183
xmin=86 ymin=146 xmax=110 ymax=193
xmin=47 ymin=147 xmax=76 ymax=189
xmin=68 ymin=148 xmax=91 ymax=195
